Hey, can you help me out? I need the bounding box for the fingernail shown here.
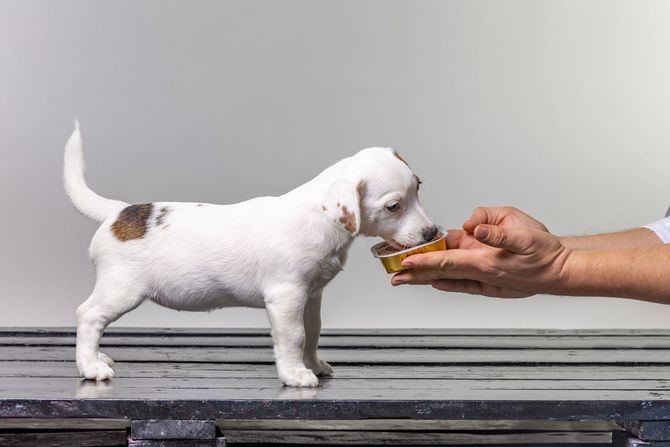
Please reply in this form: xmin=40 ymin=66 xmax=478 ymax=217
xmin=475 ymin=226 xmax=489 ymax=240
xmin=402 ymin=260 xmax=413 ymax=267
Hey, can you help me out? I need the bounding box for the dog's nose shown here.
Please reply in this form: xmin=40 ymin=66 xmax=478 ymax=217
xmin=422 ymin=225 xmax=439 ymax=242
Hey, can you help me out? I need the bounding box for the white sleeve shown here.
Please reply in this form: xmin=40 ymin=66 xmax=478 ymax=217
xmin=643 ymin=216 xmax=670 ymax=244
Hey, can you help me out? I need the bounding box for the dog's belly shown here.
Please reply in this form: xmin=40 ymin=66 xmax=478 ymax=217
xmin=145 ymin=282 xmax=266 ymax=312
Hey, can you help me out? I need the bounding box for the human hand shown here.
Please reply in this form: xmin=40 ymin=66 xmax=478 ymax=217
xmin=391 ymin=224 xmax=572 ymax=298
xmin=444 ymin=207 xmax=550 ymax=252
xmin=463 ymin=206 xmax=549 ymax=234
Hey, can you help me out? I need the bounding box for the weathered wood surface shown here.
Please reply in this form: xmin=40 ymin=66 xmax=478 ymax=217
xmin=0 ymin=418 xmax=617 ymax=446
xmin=612 ymin=429 xmax=670 ymax=446
xmin=127 ymin=438 xmax=225 ymax=447
xmin=220 ymin=429 xmax=611 ymax=444
xmin=0 ymin=418 xmax=617 ymax=431
xmin=0 ymin=429 xmax=127 ymax=446
xmin=8 ymin=345 xmax=670 ymax=364
xmin=131 ymin=420 xmax=217 ymax=440
xmin=619 ymin=420 xmax=670 ymax=442
xmin=0 ymin=328 xmax=669 ymax=427
xmin=2 ymin=327 xmax=670 ymax=335
xmin=8 ymin=334 xmax=670 ymax=349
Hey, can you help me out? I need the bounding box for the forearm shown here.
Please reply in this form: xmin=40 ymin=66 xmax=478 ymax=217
xmin=560 ymin=228 xmax=663 ymax=250
xmin=557 ymin=245 xmax=670 ymax=304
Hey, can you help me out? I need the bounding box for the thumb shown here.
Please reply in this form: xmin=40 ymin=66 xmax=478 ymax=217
xmin=474 ymin=224 xmax=532 ymax=253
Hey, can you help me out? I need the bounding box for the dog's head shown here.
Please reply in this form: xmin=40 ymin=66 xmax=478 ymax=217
xmin=322 ymin=147 xmax=437 ymax=248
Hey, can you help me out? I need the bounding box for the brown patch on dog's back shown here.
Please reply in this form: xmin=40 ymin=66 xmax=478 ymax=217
xmin=111 ymin=203 xmax=153 ymax=241
xmin=339 ymin=205 xmax=357 ymax=234
xmin=155 ymin=206 xmax=169 ymax=227
xmin=393 ymin=150 xmax=409 ymax=166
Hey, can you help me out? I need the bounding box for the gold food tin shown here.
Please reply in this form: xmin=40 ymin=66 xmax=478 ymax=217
xmin=371 ymin=228 xmax=448 ymax=274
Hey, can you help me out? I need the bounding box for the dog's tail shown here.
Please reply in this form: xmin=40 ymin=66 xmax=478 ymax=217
xmin=63 ymin=121 xmax=127 ymax=222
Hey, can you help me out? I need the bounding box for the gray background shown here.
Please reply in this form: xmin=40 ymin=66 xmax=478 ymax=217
xmin=1 ymin=0 xmax=669 ymax=329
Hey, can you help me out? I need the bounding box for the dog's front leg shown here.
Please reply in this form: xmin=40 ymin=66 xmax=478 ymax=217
xmin=303 ymin=292 xmax=334 ymax=377
xmin=265 ymin=284 xmax=318 ymax=387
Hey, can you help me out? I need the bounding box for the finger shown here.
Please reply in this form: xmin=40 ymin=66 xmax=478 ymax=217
xmin=445 ymin=229 xmax=464 ymax=249
xmin=430 ymin=278 xmax=486 ymax=294
xmin=430 ymin=279 xmax=533 ymax=298
xmin=393 ymin=250 xmax=487 ymax=286
xmin=392 ymin=268 xmax=451 ymax=286
xmin=473 ymin=224 xmax=535 ymax=254
xmin=401 ymin=249 xmax=478 ymax=271
xmin=463 ymin=207 xmax=505 ymax=233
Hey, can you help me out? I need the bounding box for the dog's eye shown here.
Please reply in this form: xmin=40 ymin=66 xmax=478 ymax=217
xmin=386 ymin=203 xmax=400 ymax=212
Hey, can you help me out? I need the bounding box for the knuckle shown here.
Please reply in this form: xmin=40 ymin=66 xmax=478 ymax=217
xmin=439 ymin=256 xmax=455 ymax=271
xmin=473 ymin=207 xmax=486 ymax=218
xmin=492 ymin=230 xmax=506 ymax=246
xmin=482 ymin=264 xmax=504 ymax=279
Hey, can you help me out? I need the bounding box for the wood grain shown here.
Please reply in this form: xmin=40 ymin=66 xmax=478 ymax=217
xmin=1 ymin=328 xmax=669 ymax=445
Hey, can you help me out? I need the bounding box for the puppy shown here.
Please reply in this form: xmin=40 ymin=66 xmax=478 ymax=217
xmin=64 ymin=123 xmax=437 ymax=387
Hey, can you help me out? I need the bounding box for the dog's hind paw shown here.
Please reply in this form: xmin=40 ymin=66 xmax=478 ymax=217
xmin=305 ymin=359 xmax=334 ymax=377
xmin=79 ymin=360 xmax=115 ymax=381
xmin=97 ymin=352 xmax=115 ymax=366
xmin=280 ymin=367 xmax=319 ymax=387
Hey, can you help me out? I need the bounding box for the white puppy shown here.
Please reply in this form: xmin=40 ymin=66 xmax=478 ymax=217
xmin=64 ymin=123 xmax=437 ymax=387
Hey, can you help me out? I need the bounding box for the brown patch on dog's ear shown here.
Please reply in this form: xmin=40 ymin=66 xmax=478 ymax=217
xmin=356 ymin=181 xmax=365 ymax=198
xmin=339 ymin=205 xmax=357 ymax=234
xmin=393 ymin=150 xmax=409 ymax=166
xmin=111 ymin=203 xmax=153 ymax=241
xmin=155 ymin=206 xmax=169 ymax=227
xmin=322 ymin=205 xmax=327 ymax=211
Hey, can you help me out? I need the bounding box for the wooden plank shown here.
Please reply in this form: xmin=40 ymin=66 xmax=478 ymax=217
xmin=5 ymin=345 xmax=670 ymax=364
xmin=0 ymin=418 xmax=130 ymax=429
xmin=2 ymin=376 xmax=670 ymax=400
xmin=0 ymin=430 xmax=127 ymax=446
xmin=0 ymin=417 xmax=617 ymax=431
xmin=128 ymin=438 xmax=225 ymax=447
xmin=1 ymin=361 xmax=669 ymax=381
xmin=215 ymin=419 xmax=618 ymax=431
xmin=220 ymin=429 xmax=612 ymax=445
xmin=131 ymin=419 xmax=216 ymax=440
xmin=2 ymin=327 xmax=670 ymax=336
xmin=613 ymin=430 xmax=653 ymax=446
xmin=8 ymin=334 xmax=670 ymax=349
xmin=1 ymin=397 xmax=670 ymax=421
xmin=612 ymin=430 xmax=670 ymax=446
xmin=619 ymin=420 xmax=670 ymax=442
xmin=2 ymin=376 xmax=670 ymax=393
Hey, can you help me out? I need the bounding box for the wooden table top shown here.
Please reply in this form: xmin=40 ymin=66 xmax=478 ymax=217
xmin=0 ymin=328 xmax=669 ymax=421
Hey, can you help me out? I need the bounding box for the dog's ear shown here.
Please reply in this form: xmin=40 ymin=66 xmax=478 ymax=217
xmin=321 ymin=180 xmax=364 ymax=236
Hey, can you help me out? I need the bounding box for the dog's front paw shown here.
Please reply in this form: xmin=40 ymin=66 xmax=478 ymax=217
xmin=305 ymin=358 xmax=334 ymax=377
xmin=78 ymin=359 xmax=115 ymax=381
xmin=97 ymin=352 xmax=115 ymax=366
xmin=279 ymin=367 xmax=319 ymax=387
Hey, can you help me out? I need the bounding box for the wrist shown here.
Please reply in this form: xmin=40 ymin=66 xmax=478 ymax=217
xmin=558 ymin=236 xmax=576 ymax=249
xmin=551 ymin=248 xmax=586 ymax=296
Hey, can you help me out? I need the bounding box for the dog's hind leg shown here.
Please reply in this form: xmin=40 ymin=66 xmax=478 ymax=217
xmin=75 ymin=275 xmax=144 ymax=381
xmin=303 ymin=292 xmax=334 ymax=377
xmin=264 ymin=284 xmax=318 ymax=387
